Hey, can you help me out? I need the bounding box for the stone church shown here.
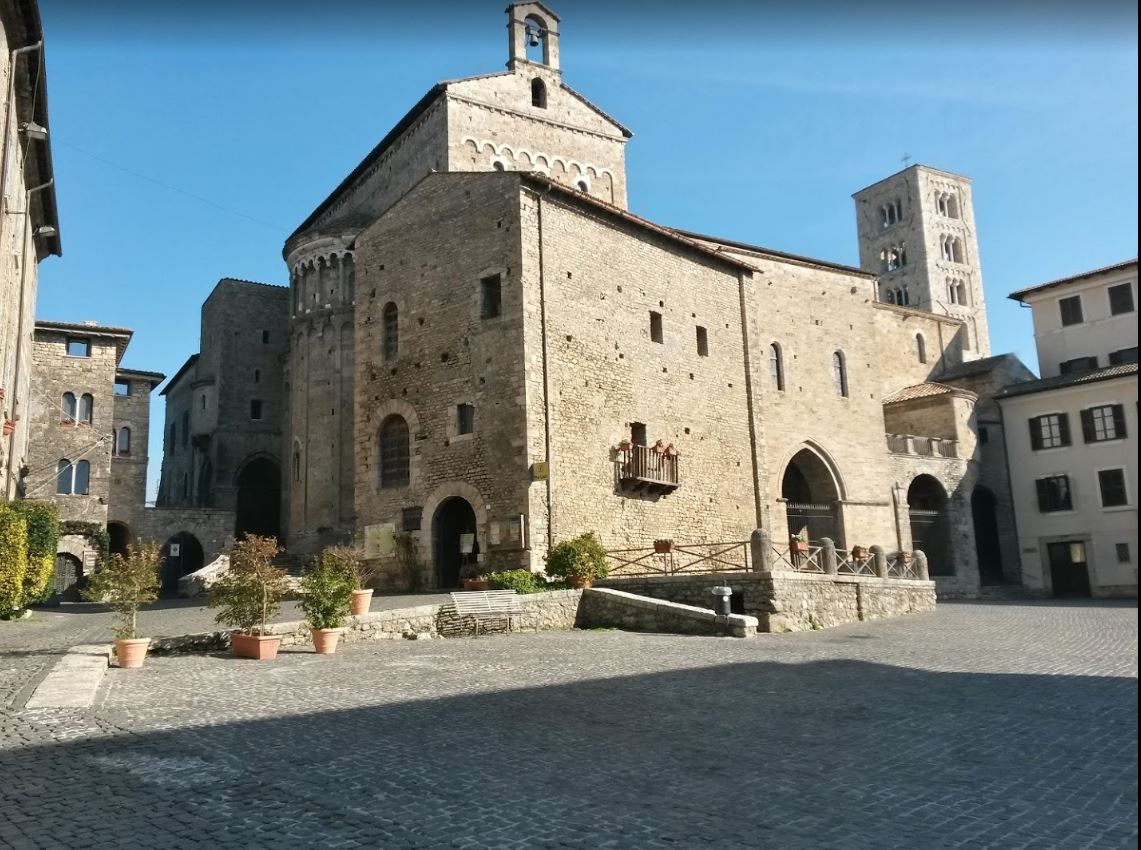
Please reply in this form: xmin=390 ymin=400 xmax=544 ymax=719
xmin=168 ymin=3 xmax=1030 ymax=596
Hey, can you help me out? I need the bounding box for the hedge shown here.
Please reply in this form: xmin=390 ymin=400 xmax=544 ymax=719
xmin=12 ymin=501 xmax=59 ymax=604
xmin=0 ymin=505 xmax=29 ymax=618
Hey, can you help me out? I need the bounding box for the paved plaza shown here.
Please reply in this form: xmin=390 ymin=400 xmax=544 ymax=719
xmin=0 ymin=600 xmax=1137 ymax=849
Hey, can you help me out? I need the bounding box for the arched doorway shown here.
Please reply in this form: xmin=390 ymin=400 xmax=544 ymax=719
xmin=781 ymin=448 xmax=844 ymax=546
xmin=161 ymin=532 xmax=205 ymax=593
xmin=432 ymin=497 xmax=478 ymax=589
xmin=107 ymin=522 xmax=131 ymax=558
xmin=53 ymin=554 xmax=84 ymax=602
xmin=971 ymin=486 xmax=1004 ymax=585
xmin=908 ymin=475 xmax=953 ymax=576
xmin=235 ymin=457 xmax=281 ymax=541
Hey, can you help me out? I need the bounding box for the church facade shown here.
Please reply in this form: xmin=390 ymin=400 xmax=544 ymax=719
xmin=275 ymin=3 xmax=1024 ymax=595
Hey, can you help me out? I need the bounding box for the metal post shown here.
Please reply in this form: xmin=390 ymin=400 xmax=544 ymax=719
xmin=871 ymin=544 xmax=888 ymax=579
xmin=820 ymin=537 xmax=838 ymax=575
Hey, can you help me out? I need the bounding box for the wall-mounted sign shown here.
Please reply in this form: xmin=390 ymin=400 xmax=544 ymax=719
xmin=488 ymin=515 xmax=526 ymax=549
xmin=532 ymin=461 xmax=549 ymax=481
xmin=459 ymin=533 xmax=475 ymax=555
xmin=168 ymin=544 xmax=181 ymax=558
xmin=363 ymin=523 xmax=396 ymax=558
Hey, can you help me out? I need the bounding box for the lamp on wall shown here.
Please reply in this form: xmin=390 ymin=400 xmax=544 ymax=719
xmin=33 ymin=225 xmax=56 ymax=239
xmin=19 ymin=121 xmax=47 ymax=141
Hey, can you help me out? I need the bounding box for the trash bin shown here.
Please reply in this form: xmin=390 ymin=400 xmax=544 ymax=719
xmin=711 ymin=586 xmax=732 ymax=616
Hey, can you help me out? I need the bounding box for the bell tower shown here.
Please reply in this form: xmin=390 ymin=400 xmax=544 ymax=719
xmin=507 ymin=2 xmax=561 ymax=73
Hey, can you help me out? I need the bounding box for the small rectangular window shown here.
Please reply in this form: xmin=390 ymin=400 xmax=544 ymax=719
xmin=66 ymin=337 xmax=91 ymax=357
xmin=978 ymin=426 xmax=989 ymax=444
xmin=457 ymin=403 xmax=474 ymax=435
xmin=630 ymin=422 xmax=647 ymax=447
xmin=254 ymin=369 xmax=261 ymax=384
xmin=261 ymin=330 xmax=270 ymax=344
xmin=113 ymin=380 xmax=130 ymax=396
xmin=1035 ymin=475 xmax=1073 ymax=512
xmin=1058 ymin=295 xmax=1083 ymax=327
xmin=402 ymin=507 xmax=423 ymax=533
xmin=480 ymin=274 xmax=502 ymax=320
xmin=1116 ymin=543 xmax=1132 ymax=563
xmin=1059 ymin=356 xmax=1098 ymax=375
xmin=200 ymin=395 xmax=206 ymax=411
xmin=650 ymin=311 xmax=663 ymax=344
xmin=250 ymin=399 xmax=263 ymax=420
xmin=696 ymin=326 xmax=709 ymax=357
xmin=1108 ymin=283 xmax=1135 ymax=315
xmin=1028 ymin=413 xmax=1070 ymax=450
xmin=1098 ymin=468 xmax=1129 ymax=508
xmin=1109 ymin=347 xmax=1139 ymax=365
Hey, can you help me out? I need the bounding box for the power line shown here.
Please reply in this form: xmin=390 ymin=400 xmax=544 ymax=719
xmin=54 ymin=138 xmax=289 ymax=234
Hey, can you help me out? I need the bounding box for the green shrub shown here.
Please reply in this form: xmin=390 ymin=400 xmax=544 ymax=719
xmin=59 ymin=521 xmax=109 ymax=570
xmin=486 ymin=569 xmax=545 ymax=594
xmin=82 ymin=541 xmax=161 ymax=639
xmin=544 ymin=533 xmax=609 ymax=583
xmin=210 ymin=535 xmax=288 ymax=635
xmin=13 ymin=501 xmax=58 ymax=604
xmin=0 ymin=506 xmax=28 ymax=617
xmin=300 ymin=551 xmax=356 ymax=630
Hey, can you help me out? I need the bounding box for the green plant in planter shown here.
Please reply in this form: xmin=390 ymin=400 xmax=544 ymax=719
xmin=545 ymin=533 xmax=609 ymax=584
xmin=82 ymin=541 xmax=161 ymax=639
xmin=323 ymin=545 xmax=374 ymax=590
xmin=300 ymin=552 xmax=356 ymax=630
xmin=210 ymin=535 xmax=289 ymax=635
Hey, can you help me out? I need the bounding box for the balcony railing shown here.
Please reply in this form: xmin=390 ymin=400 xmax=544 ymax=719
xmin=886 ymin=433 xmax=959 ymax=459
xmin=617 ymin=445 xmax=680 ymax=496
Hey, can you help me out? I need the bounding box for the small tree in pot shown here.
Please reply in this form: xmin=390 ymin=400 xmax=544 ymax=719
xmin=321 ymin=546 xmax=375 ymax=615
xmin=300 ymin=550 xmax=356 ymax=654
xmin=545 ymin=532 xmax=609 ymax=588
xmin=209 ymin=535 xmax=290 ymax=660
xmin=82 ymin=541 xmax=161 ymax=668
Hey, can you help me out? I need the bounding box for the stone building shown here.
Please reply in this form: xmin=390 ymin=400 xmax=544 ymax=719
xmin=0 ymin=0 xmax=61 ymax=501
xmin=265 ymin=2 xmax=1030 ymax=596
xmin=998 ymin=260 xmax=1138 ymax=597
xmin=156 ymin=278 xmax=289 ymax=545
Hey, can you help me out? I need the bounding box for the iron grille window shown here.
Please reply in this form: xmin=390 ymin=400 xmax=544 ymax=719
xmin=1059 ymin=356 xmax=1098 ymax=375
xmin=481 ymin=274 xmax=502 ymax=320
xmin=1108 ymin=283 xmax=1135 ymax=315
xmin=1035 ymin=475 xmax=1073 ymax=512
xmin=1109 ymin=347 xmax=1138 ymax=365
xmin=1029 ymin=413 xmax=1070 ymax=450
xmin=383 ymin=303 xmax=399 ymax=361
xmin=1116 ymin=543 xmax=1132 ymax=563
xmin=402 ymin=507 xmax=422 ymax=532
xmin=457 ymin=404 xmax=475 ymax=436
xmin=1058 ymin=295 xmax=1084 ymax=327
xmin=1081 ymin=405 xmax=1126 ymax=443
xmin=1098 ymin=468 xmax=1129 ymax=508
xmin=379 ymin=416 xmax=410 ymax=488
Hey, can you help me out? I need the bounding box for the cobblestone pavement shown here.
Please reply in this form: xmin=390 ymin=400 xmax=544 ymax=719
xmin=1 ymin=600 xmax=1136 ymax=849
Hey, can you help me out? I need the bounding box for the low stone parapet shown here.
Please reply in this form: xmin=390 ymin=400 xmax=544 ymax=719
xmin=578 ymin=588 xmax=757 ymax=637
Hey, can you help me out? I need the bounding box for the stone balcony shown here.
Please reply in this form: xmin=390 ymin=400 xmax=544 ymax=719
xmin=886 ymin=433 xmax=960 ymax=458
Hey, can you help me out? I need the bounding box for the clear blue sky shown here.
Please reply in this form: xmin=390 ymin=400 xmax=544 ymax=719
xmin=35 ymin=1 xmax=1139 ymax=500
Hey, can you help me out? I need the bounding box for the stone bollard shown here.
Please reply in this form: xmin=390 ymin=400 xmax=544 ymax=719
xmin=819 ymin=537 xmax=839 ymax=575
xmin=871 ymin=544 xmax=888 ymax=579
xmin=751 ymin=528 xmax=774 ymax=573
xmin=914 ymin=550 xmax=930 ymax=581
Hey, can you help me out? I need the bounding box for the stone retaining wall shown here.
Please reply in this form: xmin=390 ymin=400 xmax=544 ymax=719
xmin=578 ymin=588 xmax=757 ymax=637
xmin=598 ymin=571 xmax=936 ymax=633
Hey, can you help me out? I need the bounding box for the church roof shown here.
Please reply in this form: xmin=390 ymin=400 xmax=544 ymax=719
xmin=672 ymin=229 xmax=873 ymax=277
xmin=882 ymin=382 xmax=976 ymax=405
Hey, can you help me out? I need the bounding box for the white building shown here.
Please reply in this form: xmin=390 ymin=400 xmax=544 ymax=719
xmin=999 ymin=260 xmax=1138 ymax=597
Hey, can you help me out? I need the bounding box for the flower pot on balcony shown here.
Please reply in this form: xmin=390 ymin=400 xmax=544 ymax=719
xmin=899 ymin=552 xmax=914 ymax=565
xmin=1 ymin=420 xmax=14 ymax=437
xmin=616 ymin=439 xmax=632 ymax=452
xmin=851 ymin=546 xmax=869 ymax=560
xmin=790 ymin=539 xmax=810 ymax=554
xmin=653 ymin=539 xmax=673 ymax=554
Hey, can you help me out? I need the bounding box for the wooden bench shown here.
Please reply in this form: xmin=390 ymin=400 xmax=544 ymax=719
xmin=449 ymin=590 xmax=523 ymax=636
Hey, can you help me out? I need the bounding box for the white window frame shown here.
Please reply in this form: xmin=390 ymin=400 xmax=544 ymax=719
xmin=1095 ymin=465 xmax=1131 ymax=511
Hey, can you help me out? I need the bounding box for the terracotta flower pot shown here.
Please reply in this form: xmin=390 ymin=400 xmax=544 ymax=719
xmin=311 ymin=628 xmax=343 ymax=655
xmin=115 ymin=637 xmax=150 ymax=669
xmin=350 ymin=588 xmax=373 ymax=616
xmin=231 ymin=632 xmax=283 ymax=660
xmin=567 ymin=575 xmax=593 ymax=589
xmin=653 ymin=540 xmax=673 ymax=554
xmin=462 ymin=579 xmax=490 ymax=591
xmin=790 ymin=540 xmax=809 ymax=553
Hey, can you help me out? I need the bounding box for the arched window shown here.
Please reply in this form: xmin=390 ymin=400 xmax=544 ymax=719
xmin=382 ymin=302 xmax=399 ymax=361
xmin=769 ymin=343 xmax=785 ymax=391
xmin=292 ymin=447 xmax=301 ymax=483
xmin=524 ymin=15 xmax=550 ymax=64
xmin=902 ymin=287 xmax=910 ymax=306
xmin=531 ymin=77 xmax=547 ymax=108
xmin=916 ymin=333 xmax=927 ymax=364
xmin=78 ymin=394 xmax=94 ymax=425
xmin=74 ymin=460 xmax=90 ymax=495
xmin=956 ymin=281 xmax=968 ymax=305
xmin=117 ymin=426 xmax=131 ymax=456
xmin=884 ymin=288 xmax=896 ymax=305
xmin=379 ymin=415 xmax=410 ymax=489
xmin=832 ymin=351 xmax=849 ymax=398
xmin=56 ymin=459 xmax=73 ymax=494
xmin=61 ymin=392 xmax=76 ymax=423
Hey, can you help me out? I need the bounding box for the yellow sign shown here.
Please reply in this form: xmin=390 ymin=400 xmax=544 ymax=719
xmin=532 ymin=461 xmax=549 ymax=480
xmin=363 ymin=523 xmax=396 ymax=558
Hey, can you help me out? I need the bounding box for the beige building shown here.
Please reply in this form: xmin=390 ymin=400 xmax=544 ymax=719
xmin=263 ymin=3 xmax=1031 ymax=595
xmin=1 ymin=0 xmax=61 ymax=501
xmin=999 ymin=261 xmax=1138 ymax=597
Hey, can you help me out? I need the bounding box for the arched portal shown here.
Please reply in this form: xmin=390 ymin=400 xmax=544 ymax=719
xmin=161 ymin=532 xmax=205 ymax=593
xmin=971 ymin=486 xmax=1004 ymax=584
xmin=432 ymin=497 xmax=478 ymax=589
xmin=781 ymin=448 xmax=844 ymax=546
xmin=53 ymin=553 xmax=84 ymax=602
xmin=908 ymin=475 xmax=953 ymax=576
xmin=235 ymin=457 xmax=281 ymax=541
xmin=107 ymin=522 xmax=131 ymax=558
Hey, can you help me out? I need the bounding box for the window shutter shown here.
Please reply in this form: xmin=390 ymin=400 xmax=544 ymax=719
xmin=1029 ymin=418 xmax=1043 ymax=450
xmin=1080 ymin=409 xmax=1096 ymax=443
xmin=1112 ymin=404 xmax=1128 ymax=438
xmin=1058 ymin=413 xmax=1071 ymax=446
xmin=1035 ymin=478 xmax=1050 ymax=511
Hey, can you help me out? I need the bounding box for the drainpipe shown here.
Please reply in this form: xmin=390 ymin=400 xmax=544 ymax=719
xmin=534 ymin=185 xmax=555 ymax=551
xmin=2 ymin=42 xmax=42 ymax=217
xmin=736 ymin=268 xmax=763 ymax=529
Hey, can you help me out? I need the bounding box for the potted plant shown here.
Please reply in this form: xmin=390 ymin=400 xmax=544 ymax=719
xmin=851 ymin=545 xmax=869 ymax=561
xmin=209 ymin=535 xmax=290 ymax=660
xmin=616 ymin=439 xmax=632 ymax=452
xmin=82 ymin=541 xmax=161 ymax=668
xmin=653 ymin=538 xmax=674 ymax=554
xmin=459 ymin=562 xmax=490 ymax=591
xmin=316 ymin=546 xmax=373 ymax=615
xmin=299 ymin=550 xmax=355 ymax=654
xmin=790 ymin=531 xmax=810 ymax=554
xmin=898 ymin=551 xmax=914 ymax=565
xmin=545 ymin=532 xmax=609 ymax=589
